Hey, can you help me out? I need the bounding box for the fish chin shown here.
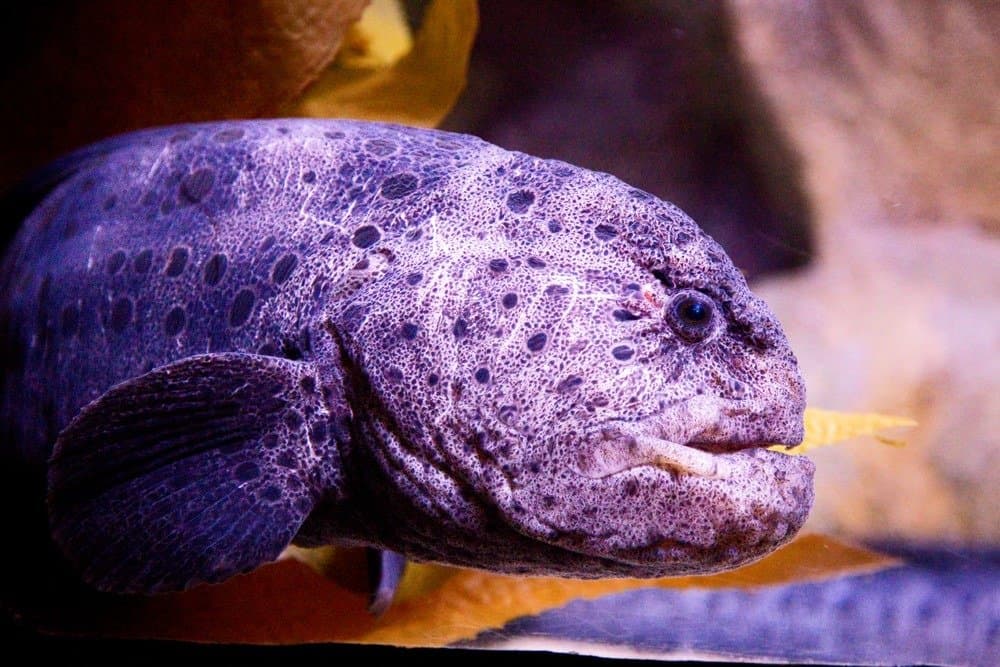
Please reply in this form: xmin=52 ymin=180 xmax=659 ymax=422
xmin=503 ymin=418 xmax=815 ymax=577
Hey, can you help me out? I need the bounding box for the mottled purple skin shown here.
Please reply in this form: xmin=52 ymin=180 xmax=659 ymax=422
xmin=0 ymin=119 xmax=813 ymax=592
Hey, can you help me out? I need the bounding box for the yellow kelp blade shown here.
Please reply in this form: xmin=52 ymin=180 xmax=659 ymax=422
xmin=361 ymin=534 xmax=898 ymax=647
xmin=287 ymin=0 xmax=478 ymax=127
xmin=67 ymin=534 xmax=895 ymax=645
xmin=772 ymin=407 xmax=918 ymax=455
xmin=335 ymin=0 xmax=414 ymax=70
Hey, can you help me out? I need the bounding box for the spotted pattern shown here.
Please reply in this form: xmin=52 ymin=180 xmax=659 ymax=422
xmin=164 ymin=247 xmax=189 ymax=277
xmin=1 ymin=119 xmax=810 ymax=591
xmin=203 ymin=253 xmax=227 ymax=286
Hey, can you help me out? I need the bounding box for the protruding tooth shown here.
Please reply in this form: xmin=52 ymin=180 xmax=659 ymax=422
xmin=575 ymin=432 xmax=730 ymax=479
xmin=633 ymin=435 xmax=729 ymax=478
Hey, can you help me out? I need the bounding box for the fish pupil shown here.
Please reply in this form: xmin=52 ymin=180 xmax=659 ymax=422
xmin=680 ymin=299 xmax=708 ymax=324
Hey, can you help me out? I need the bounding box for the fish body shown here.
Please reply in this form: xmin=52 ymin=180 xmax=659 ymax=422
xmin=0 ymin=119 xmax=813 ymax=594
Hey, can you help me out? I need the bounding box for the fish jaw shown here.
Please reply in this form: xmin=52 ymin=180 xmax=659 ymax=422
xmin=503 ymin=432 xmax=815 ymax=577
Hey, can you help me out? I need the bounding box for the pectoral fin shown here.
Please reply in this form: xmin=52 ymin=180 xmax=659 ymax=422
xmin=48 ymin=353 xmax=342 ymax=594
xmin=367 ymin=548 xmax=407 ymax=616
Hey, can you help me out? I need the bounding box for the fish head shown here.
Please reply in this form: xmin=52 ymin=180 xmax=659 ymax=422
xmin=335 ymin=156 xmax=812 ymax=576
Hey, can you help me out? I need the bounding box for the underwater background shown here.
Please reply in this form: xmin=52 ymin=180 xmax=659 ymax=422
xmin=1 ymin=1 xmax=996 ymax=664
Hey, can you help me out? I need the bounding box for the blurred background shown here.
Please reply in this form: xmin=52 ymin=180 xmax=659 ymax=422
xmin=1 ymin=1 xmax=997 ymax=663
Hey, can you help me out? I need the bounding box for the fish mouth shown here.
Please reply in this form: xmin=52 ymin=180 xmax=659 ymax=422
xmin=574 ymin=428 xmax=781 ymax=482
xmin=574 ymin=396 xmax=806 ymax=481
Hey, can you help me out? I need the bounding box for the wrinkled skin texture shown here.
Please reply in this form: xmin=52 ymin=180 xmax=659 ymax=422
xmin=1 ymin=120 xmax=812 ymax=591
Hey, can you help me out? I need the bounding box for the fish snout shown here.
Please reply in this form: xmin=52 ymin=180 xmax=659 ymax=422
xmin=687 ymin=373 xmax=805 ymax=451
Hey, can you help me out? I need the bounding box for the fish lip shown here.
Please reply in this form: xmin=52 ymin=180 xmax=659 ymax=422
xmin=575 ymin=407 xmax=803 ymax=480
xmin=683 ymin=438 xmax=784 ymax=454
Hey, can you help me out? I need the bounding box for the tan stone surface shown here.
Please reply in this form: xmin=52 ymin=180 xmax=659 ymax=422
xmin=731 ymin=0 xmax=999 ymax=542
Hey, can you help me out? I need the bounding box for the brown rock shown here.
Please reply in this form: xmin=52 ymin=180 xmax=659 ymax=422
xmin=732 ymin=0 xmax=1000 ymax=543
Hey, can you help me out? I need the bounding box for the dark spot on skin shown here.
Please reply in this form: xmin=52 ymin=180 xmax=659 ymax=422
xmin=527 ymin=332 xmax=547 ymax=352
xmin=180 ymin=168 xmax=215 ymax=203
xmin=271 ymin=254 xmax=298 ymax=284
xmin=281 ymin=340 xmax=303 ymax=360
xmin=229 ymin=288 xmax=256 ymax=327
xmin=61 ymin=304 xmax=79 ymax=337
xmin=435 ymin=138 xmax=464 ymax=151
xmin=452 ymin=318 xmax=468 ymax=338
xmin=623 ymin=479 xmax=639 ymax=497
xmin=260 ymin=236 xmax=276 ymax=253
xmin=544 ymin=284 xmax=570 ymax=297
xmin=502 ymin=292 xmax=518 ymax=308
xmin=298 ymin=326 xmax=312 ymax=355
xmin=164 ymin=247 xmax=189 ymax=277
xmin=133 ymin=249 xmax=153 ymax=274
xmin=261 ymin=486 xmax=282 ymax=502
xmin=338 ymin=163 xmax=355 ymax=179
xmin=214 ymin=128 xmax=244 ymax=143
xmin=427 ymin=373 xmax=439 ymax=386
xmin=612 ymin=345 xmax=635 ymax=361
xmin=612 ymin=309 xmax=641 ymax=322
xmin=352 ymin=225 xmax=381 ymax=248
xmin=302 ymin=170 xmax=316 ymax=184
xmin=341 ymin=304 xmax=367 ymax=331
xmin=309 ymin=421 xmax=328 ymax=444
xmin=542 ymin=495 xmax=557 ymax=509
xmin=299 ymin=376 xmax=316 ymax=393
xmin=547 ymin=220 xmax=562 ymax=233
xmin=556 ymin=375 xmax=583 ymax=393
xmin=106 ymin=250 xmax=127 ymax=275
xmin=380 ymin=173 xmax=419 ymax=199
xmin=164 ymin=306 xmax=186 ymax=336
xmin=594 ymin=223 xmax=618 ymax=241
xmin=365 ymin=139 xmax=396 ymax=156
xmin=675 ymin=231 xmax=693 ymax=246
xmin=474 ymin=367 xmax=490 ymax=384
xmin=401 ymin=323 xmax=419 ymax=340
xmin=405 ymin=271 xmax=422 ymax=285
xmin=109 ymin=297 xmax=132 ymax=332
xmin=385 ymin=366 xmax=404 ymax=383
xmin=651 ymin=269 xmax=674 ymax=289
xmin=277 ymin=451 xmax=296 ymax=468
xmin=61 ymin=217 xmax=81 ymax=239
xmin=527 ymin=257 xmax=547 ymax=269
xmin=203 ymin=253 xmax=227 ymax=286
xmin=284 ymin=411 xmax=304 ymax=429
xmin=506 ymin=190 xmax=535 ymax=213
xmin=489 ymin=258 xmax=508 ymax=272
xmin=234 ymin=462 xmax=260 ymax=481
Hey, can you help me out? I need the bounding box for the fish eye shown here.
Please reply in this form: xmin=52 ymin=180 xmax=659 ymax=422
xmin=667 ymin=291 xmax=717 ymax=341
